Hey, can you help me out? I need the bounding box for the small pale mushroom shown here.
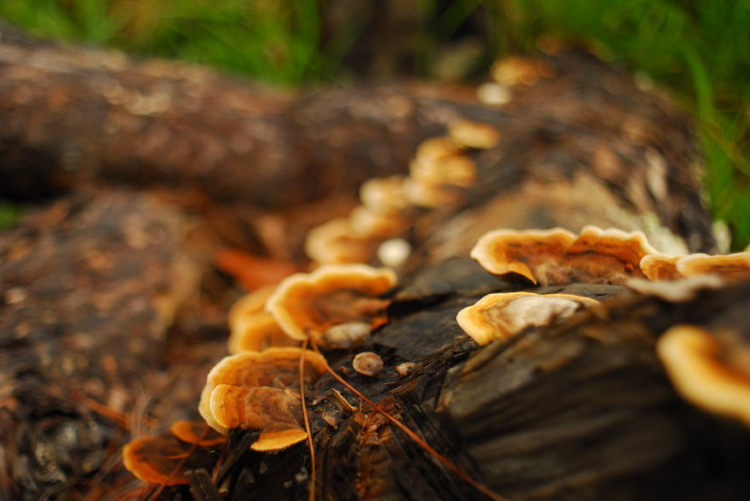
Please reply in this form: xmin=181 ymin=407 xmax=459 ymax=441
xmin=657 ymin=324 xmax=750 ymax=428
xmin=305 ymin=218 xmax=375 ymax=265
xmin=471 ymin=226 xmax=657 ymax=285
xmin=448 ymin=119 xmax=501 ymax=149
xmin=414 ymin=137 xmax=461 ymax=163
xmin=227 ymin=286 xmax=299 ymax=354
xmin=352 ymin=351 xmax=384 ymax=376
xmin=199 ymin=347 xmax=327 ymax=437
xmin=359 ymin=175 xmax=411 ymax=214
xmin=376 ymin=238 xmax=412 ymax=268
xmin=456 ymin=292 xmax=600 ymax=345
xmin=266 ymin=264 xmax=397 ymax=349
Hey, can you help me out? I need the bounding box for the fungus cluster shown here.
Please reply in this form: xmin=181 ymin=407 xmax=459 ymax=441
xmin=198 ymin=264 xmax=397 ymax=450
xmin=305 ymin=119 xmax=501 ymax=268
xmin=123 ymin=263 xmax=399 ymax=485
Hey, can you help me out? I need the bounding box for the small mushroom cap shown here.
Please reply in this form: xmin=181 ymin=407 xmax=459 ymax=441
xmin=491 ymin=56 xmax=554 ymax=87
xmin=323 ymin=321 xmax=372 ymax=350
xmin=305 ymin=218 xmax=374 ymax=265
xmin=266 ymin=264 xmax=396 ymax=348
xmin=409 ymin=154 xmax=476 ymax=188
xmin=471 ymin=226 xmax=656 ymax=285
xmin=456 ymin=292 xmax=600 ymax=345
xmin=377 ymin=238 xmax=412 ymax=268
xmin=169 ymin=420 xmax=227 ymax=447
xmin=352 ymin=351 xmax=385 ymax=376
xmin=448 ymin=119 xmax=501 ymax=149
xmin=359 ymin=176 xmax=410 ymax=214
xmin=471 ymin=227 xmax=576 ymax=284
xmin=349 ymin=206 xmax=409 ymax=239
xmin=657 ymin=325 xmax=750 ymax=427
xmin=414 ymin=137 xmax=461 ymax=163
xmin=403 ymin=177 xmax=464 ymax=208
xmin=122 ymin=435 xmax=192 ymax=485
xmin=676 ymin=252 xmax=750 ymax=282
xmin=228 ymin=286 xmax=298 ymax=354
xmin=477 ymin=82 xmax=512 ymax=106
xmin=640 ymin=254 xmax=683 ymax=281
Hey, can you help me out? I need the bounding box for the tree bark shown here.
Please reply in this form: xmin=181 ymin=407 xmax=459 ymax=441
xmin=1 ymin=25 xmax=745 ymax=501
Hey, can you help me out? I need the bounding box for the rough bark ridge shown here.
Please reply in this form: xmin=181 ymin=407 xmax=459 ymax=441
xmin=1 ymin=25 xmax=746 ymax=501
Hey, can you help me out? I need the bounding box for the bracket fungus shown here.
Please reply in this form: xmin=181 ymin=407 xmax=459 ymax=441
xmin=198 ymin=347 xmax=327 ymax=450
xmin=266 ymin=264 xmax=397 ymax=349
xmin=657 ymin=325 xmax=750 ymax=428
xmin=640 ymin=251 xmax=750 ymax=282
xmin=471 ymin=226 xmax=657 ymax=285
xmin=359 ymin=175 xmax=411 ymax=214
xmin=457 ymin=292 xmax=600 ymax=345
xmin=227 ymin=285 xmax=299 ymax=354
xmin=676 ymin=252 xmax=750 ymax=282
xmin=305 ymin=218 xmax=375 ymax=265
xmin=448 ymin=119 xmax=501 ymax=150
xmin=123 ymin=433 xmax=214 ymax=486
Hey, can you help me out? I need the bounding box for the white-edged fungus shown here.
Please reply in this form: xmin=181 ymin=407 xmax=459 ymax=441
xmin=266 ymin=264 xmax=397 ymax=349
xmin=471 ymin=226 xmax=657 ymax=285
xmin=456 ymin=292 xmax=600 ymax=345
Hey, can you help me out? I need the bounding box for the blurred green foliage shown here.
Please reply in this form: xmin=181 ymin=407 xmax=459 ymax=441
xmin=1 ymin=0 xmax=748 ymax=248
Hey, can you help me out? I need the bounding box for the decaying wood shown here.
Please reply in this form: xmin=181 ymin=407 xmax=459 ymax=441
xmin=0 ymin=24 xmax=745 ymax=501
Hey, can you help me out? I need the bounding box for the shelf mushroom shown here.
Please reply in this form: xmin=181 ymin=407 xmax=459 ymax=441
xmin=657 ymin=324 xmax=750 ymax=428
xmin=457 ymin=292 xmax=600 ymax=345
xmin=471 ymin=226 xmax=657 ymax=285
xmin=227 ymin=285 xmax=299 ymax=354
xmin=641 ymin=251 xmax=750 ymax=282
xmin=266 ymin=264 xmax=397 ymax=350
xmin=198 ymin=347 xmax=327 ymax=451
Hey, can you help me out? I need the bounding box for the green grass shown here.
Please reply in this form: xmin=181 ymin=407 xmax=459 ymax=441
xmin=1 ymin=0 xmax=748 ymax=249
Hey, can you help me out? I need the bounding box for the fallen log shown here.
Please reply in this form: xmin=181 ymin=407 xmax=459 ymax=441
xmin=1 ymin=24 xmax=745 ymax=501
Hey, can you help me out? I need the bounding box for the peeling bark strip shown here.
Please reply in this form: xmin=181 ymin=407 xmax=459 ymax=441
xmin=0 ymin=25 xmax=743 ymax=501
